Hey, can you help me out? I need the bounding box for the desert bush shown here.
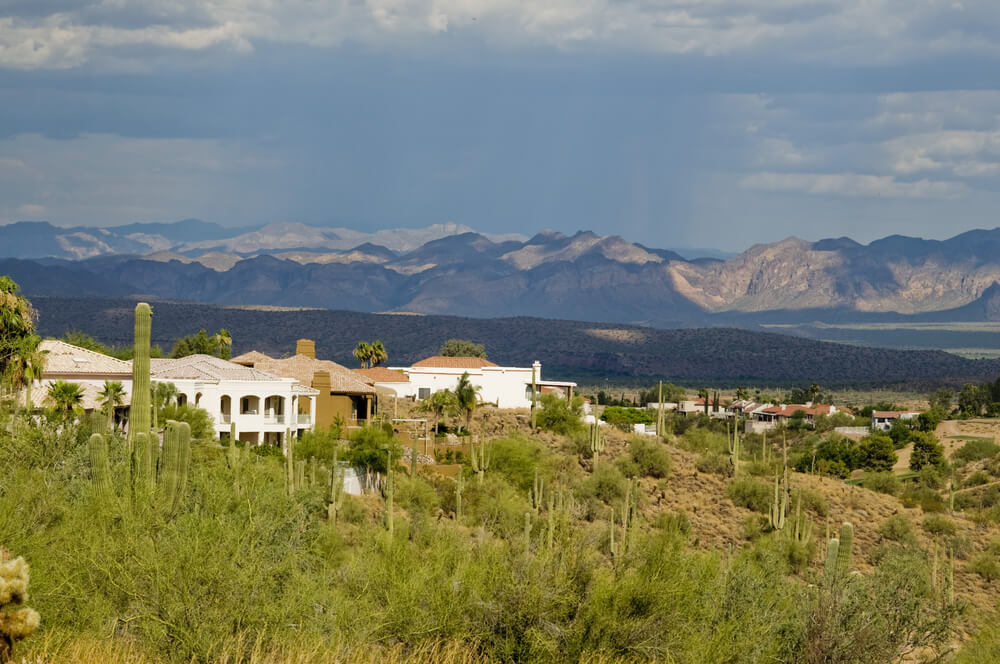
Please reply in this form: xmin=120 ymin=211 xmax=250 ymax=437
xmin=877 ymin=514 xmax=916 ymax=545
xmin=799 ymin=488 xmax=830 ymax=517
xmin=922 ymin=514 xmax=957 ymax=537
xmin=952 ymin=438 xmax=1000 ymax=464
xmin=726 ymin=477 xmax=772 ymax=513
xmin=969 ymin=553 xmax=1000 ymax=582
xmin=535 ymin=393 xmax=584 ymax=435
xmin=860 ymin=471 xmax=900 ymax=496
xmin=627 ymin=437 xmax=671 ymax=478
xmin=901 ymin=486 xmax=947 ymax=513
xmin=695 ymin=453 xmax=731 ymax=476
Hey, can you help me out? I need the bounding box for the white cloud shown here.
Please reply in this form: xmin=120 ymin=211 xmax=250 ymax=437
xmin=740 ymin=171 xmax=969 ymax=199
xmin=2 ymin=0 xmax=1000 ymax=69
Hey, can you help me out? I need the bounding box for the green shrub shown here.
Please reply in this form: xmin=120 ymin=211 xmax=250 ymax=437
xmin=487 ymin=435 xmax=545 ymax=491
xmin=577 ymin=463 xmax=628 ymax=512
xmin=922 ymin=514 xmax=957 ymax=537
xmin=901 ymin=486 xmax=946 ymax=512
xmin=877 ymin=514 xmax=915 ymax=544
xmin=963 ymin=470 xmax=991 ymax=488
xmin=536 ymin=394 xmax=585 ymax=435
xmin=952 ymin=438 xmax=1000 ymax=464
xmin=160 ymin=403 xmax=215 ymax=440
xmin=860 ymin=471 xmax=900 ymax=496
xmin=968 ymin=553 xmax=1000 ymax=582
xmin=799 ymin=488 xmax=830 ymax=516
xmin=726 ymin=477 xmax=772 ymax=513
xmin=294 ymin=426 xmax=343 ymax=463
xmin=680 ymin=427 xmax=728 ymax=455
xmin=628 ymin=437 xmax=671 ymax=478
xmin=695 ymin=453 xmax=731 ymax=476
xmin=655 ymin=511 xmax=692 ymax=538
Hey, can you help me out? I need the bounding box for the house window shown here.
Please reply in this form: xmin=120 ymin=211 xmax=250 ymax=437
xmin=418 ymin=388 xmax=431 ymax=399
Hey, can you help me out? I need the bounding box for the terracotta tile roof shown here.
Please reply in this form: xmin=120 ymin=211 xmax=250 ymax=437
xmin=240 ymin=353 xmax=376 ymax=394
xmin=872 ymin=410 xmax=920 ymax=418
xmin=411 ymin=355 xmax=498 ymax=368
xmin=761 ymin=404 xmax=848 ymax=418
xmin=149 ymin=355 xmax=290 ymax=383
xmin=40 ymin=340 xmax=132 ymax=376
xmin=354 ymin=367 xmax=410 ymax=383
xmin=230 ymin=350 xmax=273 ymax=366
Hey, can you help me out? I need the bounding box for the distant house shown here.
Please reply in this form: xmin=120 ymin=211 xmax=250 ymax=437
xmin=676 ymin=398 xmax=725 ymax=417
xmin=232 ymin=339 xmax=377 ymax=428
xmin=748 ymin=403 xmax=852 ymax=432
xmin=871 ymin=410 xmax=921 ymax=431
xmin=32 ymin=339 xmax=133 ymax=412
xmin=147 ymin=354 xmax=317 ymax=446
xmin=389 ymin=357 xmax=576 ymax=409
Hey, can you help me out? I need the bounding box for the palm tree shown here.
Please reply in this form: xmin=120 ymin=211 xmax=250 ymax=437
xmin=99 ymin=380 xmax=126 ymax=431
xmin=370 ymin=340 xmax=388 ymax=368
xmin=47 ymin=380 xmax=83 ymax=420
xmin=7 ymin=334 xmax=47 ymax=410
xmin=212 ymin=328 xmax=233 ymax=360
xmin=422 ymin=389 xmax=457 ymax=434
xmin=455 ymin=372 xmax=481 ymax=433
xmin=353 ymin=341 xmax=372 ymax=369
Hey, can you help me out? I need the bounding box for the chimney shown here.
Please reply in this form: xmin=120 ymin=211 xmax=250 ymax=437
xmin=311 ymin=370 xmax=331 ymax=391
xmin=296 ymin=339 xmax=316 ymax=359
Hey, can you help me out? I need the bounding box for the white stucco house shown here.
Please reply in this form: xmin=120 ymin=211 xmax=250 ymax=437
xmin=31 ymin=339 xmax=134 ymax=411
xmin=388 ymin=356 xmax=576 ymax=409
xmin=871 ymin=410 xmax=921 ymax=431
xmin=148 ymin=354 xmax=319 ymax=445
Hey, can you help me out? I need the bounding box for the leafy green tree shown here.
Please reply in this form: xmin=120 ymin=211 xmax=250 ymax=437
xmin=160 ymin=403 xmax=214 ymax=440
xmin=45 ymin=380 xmax=83 ymax=420
xmin=171 ymin=329 xmax=231 ymax=359
xmin=958 ymin=383 xmax=987 ymax=416
xmin=439 ymin=338 xmax=486 ymax=358
xmin=857 ymin=432 xmax=898 ymax=472
xmin=454 ymin=372 xmax=481 ymax=432
xmin=909 ymin=432 xmax=946 ymax=471
xmin=601 ymin=406 xmax=654 ymax=431
xmin=536 ymin=393 xmax=584 ymax=435
xmin=887 ymin=418 xmax=914 ymax=449
xmin=928 ymin=387 xmax=954 ymax=414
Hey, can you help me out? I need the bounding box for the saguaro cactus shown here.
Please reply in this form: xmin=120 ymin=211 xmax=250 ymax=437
xmin=327 ymin=446 xmax=345 ymax=523
xmin=728 ymin=420 xmax=741 ymax=476
xmin=769 ymin=473 xmax=787 ymax=531
xmin=792 ymin=491 xmax=812 ymax=545
xmin=824 ymin=538 xmax=840 ymax=581
xmin=455 ymin=471 xmax=464 ymax=521
xmin=128 ymin=303 xmax=153 ymax=448
xmin=131 ymin=431 xmax=152 ymax=497
xmin=590 ymin=420 xmax=605 ymax=470
xmin=531 ymin=468 xmax=544 ymax=511
xmin=159 ymin=421 xmax=181 ymax=511
xmin=171 ymin=421 xmax=191 ymax=515
xmin=385 ymin=447 xmax=395 ymax=535
xmin=835 ymin=522 xmax=853 ymax=576
xmin=285 ymin=430 xmax=295 ymax=495
xmin=0 ymin=549 xmax=40 ymax=663
xmin=88 ymin=433 xmax=112 ymax=498
xmin=470 ymin=437 xmax=491 ymax=484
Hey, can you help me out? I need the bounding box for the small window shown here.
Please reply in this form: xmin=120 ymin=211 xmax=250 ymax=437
xmin=418 ymin=388 xmax=431 ymax=399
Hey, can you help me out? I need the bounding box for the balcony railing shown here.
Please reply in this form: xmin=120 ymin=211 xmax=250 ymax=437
xmin=263 ymin=414 xmax=285 ymax=424
xmin=297 ymin=414 xmax=310 ymax=425
xmin=221 ymin=413 xmax=231 ymax=423
xmin=241 ymin=409 xmax=258 ymax=415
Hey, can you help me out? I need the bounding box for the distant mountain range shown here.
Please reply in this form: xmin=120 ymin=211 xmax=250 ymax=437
xmin=28 ymin=296 xmax=1000 ymax=388
xmin=4 ymin=220 xmax=1000 ymax=326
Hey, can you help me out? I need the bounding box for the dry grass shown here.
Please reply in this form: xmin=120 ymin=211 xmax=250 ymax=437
xmin=22 ymin=634 xmax=636 ymax=664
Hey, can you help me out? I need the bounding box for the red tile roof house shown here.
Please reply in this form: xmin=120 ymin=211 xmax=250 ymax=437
xmin=871 ymin=410 xmax=921 ymax=432
xmin=748 ymin=403 xmax=854 ymax=432
xmin=387 ymin=356 xmax=576 ymax=409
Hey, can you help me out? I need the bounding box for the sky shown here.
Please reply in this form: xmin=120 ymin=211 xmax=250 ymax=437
xmin=1 ymin=2 xmax=1000 ymax=252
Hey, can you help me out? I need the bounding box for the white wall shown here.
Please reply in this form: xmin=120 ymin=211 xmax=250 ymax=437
xmin=166 ymin=378 xmax=313 ymax=441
